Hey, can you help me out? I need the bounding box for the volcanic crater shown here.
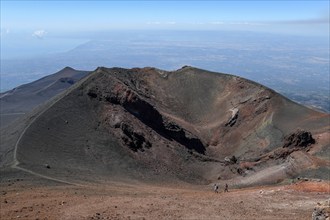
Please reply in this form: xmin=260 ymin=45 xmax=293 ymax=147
xmin=1 ymin=66 xmax=328 ymax=187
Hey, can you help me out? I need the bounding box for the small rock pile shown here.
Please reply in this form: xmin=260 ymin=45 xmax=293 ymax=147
xmin=312 ymin=200 xmax=330 ymax=220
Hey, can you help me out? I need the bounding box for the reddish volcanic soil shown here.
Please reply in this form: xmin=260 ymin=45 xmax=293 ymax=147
xmin=1 ymin=178 xmax=329 ymax=220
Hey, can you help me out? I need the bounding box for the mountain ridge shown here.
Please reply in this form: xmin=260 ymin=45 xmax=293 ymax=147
xmin=1 ymin=66 xmax=328 ymax=186
xmin=0 ymin=67 xmax=90 ymax=128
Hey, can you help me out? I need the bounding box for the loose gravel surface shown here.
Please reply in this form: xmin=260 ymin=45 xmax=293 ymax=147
xmin=1 ymin=179 xmax=329 ymax=220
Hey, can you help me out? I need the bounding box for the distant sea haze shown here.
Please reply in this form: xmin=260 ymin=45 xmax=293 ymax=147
xmin=1 ymin=31 xmax=329 ymax=112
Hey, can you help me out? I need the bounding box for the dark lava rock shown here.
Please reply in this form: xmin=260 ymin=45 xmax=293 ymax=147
xmin=121 ymin=123 xmax=151 ymax=152
xmin=312 ymin=200 xmax=330 ymax=220
xmin=225 ymin=111 xmax=238 ymax=127
xmin=59 ymin=77 xmax=75 ymax=85
xmin=283 ymin=130 xmax=315 ymax=148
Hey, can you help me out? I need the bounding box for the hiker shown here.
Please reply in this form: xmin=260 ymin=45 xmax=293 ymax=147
xmin=213 ymin=183 xmax=219 ymax=193
xmin=224 ymin=183 xmax=229 ymax=192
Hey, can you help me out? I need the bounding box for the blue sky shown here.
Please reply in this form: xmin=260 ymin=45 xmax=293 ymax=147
xmin=1 ymin=0 xmax=329 ymax=36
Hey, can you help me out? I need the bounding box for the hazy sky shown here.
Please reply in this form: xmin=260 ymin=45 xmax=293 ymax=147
xmin=1 ymin=0 xmax=329 ymax=36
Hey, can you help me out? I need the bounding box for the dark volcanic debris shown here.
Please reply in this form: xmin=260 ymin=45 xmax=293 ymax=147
xmin=283 ymin=130 xmax=315 ymax=148
xmin=87 ymin=72 xmax=206 ymax=154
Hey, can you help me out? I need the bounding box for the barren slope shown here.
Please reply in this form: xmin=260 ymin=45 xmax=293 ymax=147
xmin=1 ymin=66 xmax=329 ymax=186
xmin=1 ymin=178 xmax=329 ymax=220
xmin=0 ymin=67 xmax=89 ymax=128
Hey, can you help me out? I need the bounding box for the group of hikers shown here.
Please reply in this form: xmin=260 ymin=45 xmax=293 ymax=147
xmin=213 ymin=183 xmax=229 ymax=193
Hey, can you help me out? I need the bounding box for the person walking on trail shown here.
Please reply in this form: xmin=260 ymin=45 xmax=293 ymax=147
xmin=224 ymin=183 xmax=229 ymax=192
xmin=213 ymin=183 xmax=219 ymax=193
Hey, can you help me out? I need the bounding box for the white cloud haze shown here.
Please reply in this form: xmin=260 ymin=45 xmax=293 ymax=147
xmin=32 ymin=30 xmax=47 ymax=39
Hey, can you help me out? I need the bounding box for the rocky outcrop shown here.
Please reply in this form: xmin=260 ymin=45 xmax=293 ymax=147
xmin=312 ymin=200 xmax=330 ymax=220
xmin=87 ymin=80 xmax=206 ymax=154
xmin=225 ymin=108 xmax=239 ymax=127
xmin=59 ymin=77 xmax=75 ymax=85
xmin=120 ymin=123 xmax=151 ymax=152
xmin=283 ymin=130 xmax=315 ymax=148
